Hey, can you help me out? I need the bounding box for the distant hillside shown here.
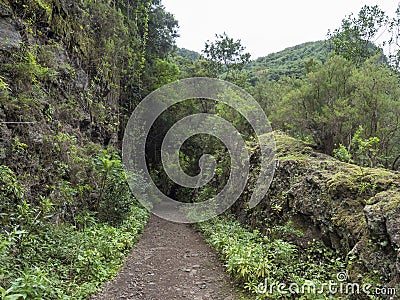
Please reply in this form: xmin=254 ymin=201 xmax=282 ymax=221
xmin=247 ymin=40 xmax=330 ymax=81
xmin=174 ymin=41 xmax=331 ymax=82
xmin=175 ymin=48 xmax=201 ymax=60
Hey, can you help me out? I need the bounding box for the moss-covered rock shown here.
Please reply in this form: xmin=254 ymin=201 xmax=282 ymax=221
xmin=232 ymin=132 xmax=400 ymax=289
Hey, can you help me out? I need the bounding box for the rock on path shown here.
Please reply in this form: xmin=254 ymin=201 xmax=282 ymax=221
xmin=91 ymin=215 xmax=242 ymax=300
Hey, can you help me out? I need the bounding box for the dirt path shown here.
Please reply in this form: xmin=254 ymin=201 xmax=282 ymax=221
xmin=91 ymin=215 xmax=243 ymax=300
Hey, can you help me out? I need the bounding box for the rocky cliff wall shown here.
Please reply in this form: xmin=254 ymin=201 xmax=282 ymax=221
xmin=232 ymin=133 xmax=400 ymax=290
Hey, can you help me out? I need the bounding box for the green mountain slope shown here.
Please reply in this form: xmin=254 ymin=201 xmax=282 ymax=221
xmin=174 ymin=41 xmax=331 ymax=82
xmin=247 ymin=40 xmax=330 ymax=81
xmin=175 ymin=48 xmax=201 ymax=60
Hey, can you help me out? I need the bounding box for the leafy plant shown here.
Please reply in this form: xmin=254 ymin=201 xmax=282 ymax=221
xmin=350 ymin=126 xmax=380 ymax=167
xmin=94 ymin=150 xmax=134 ymax=225
xmin=333 ymin=144 xmax=353 ymax=163
xmin=0 ymin=203 xmax=148 ymax=299
xmin=196 ymin=215 xmax=345 ymax=299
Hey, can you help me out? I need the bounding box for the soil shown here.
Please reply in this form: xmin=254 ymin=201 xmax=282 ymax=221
xmin=91 ymin=215 xmax=244 ymax=300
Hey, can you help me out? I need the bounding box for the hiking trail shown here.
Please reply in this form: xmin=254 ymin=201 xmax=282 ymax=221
xmin=91 ymin=215 xmax=243 ymax=300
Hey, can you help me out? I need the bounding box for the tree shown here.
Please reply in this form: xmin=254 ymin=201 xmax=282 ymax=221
xmin=388 ymin=3 xmax=400 ymax=70
xmin=350 ymin=55 xmax=400 ymax=167
xmin=202 ymin=32 xmax=251 ymax=83
xmin=328 ymin=5 xmax=388 ymax=64
xmin=281 ymin=55 xmax=355 ymax=154
xmin=117 ymin=0 xmax=179 ymax=127
xmin=264 ymin=53 xmax=400 ymax=167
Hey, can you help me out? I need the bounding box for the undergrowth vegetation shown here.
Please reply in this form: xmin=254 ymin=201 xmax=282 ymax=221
xmin=197 ymin=215 xmax=349 ymax=299
xmin=0 ymin=205 xmax=148 ymax=299
xmin=0 ymin=149 xmax=149 ymax=299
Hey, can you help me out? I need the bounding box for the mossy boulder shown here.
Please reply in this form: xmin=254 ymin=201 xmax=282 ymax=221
xmin=232 ymin=132 xmax=400 ymax=289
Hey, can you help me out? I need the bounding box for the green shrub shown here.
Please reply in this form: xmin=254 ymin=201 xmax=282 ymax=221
xmin=94 ymin=150 xmax=134 ymax=225
xmin=0 ymin=205 xmax=148 ymax=299
xmin=333 ymin=144 xmax=352 ymax=163
xmin=197 ymin=216 xmax=344 ymax=299
xmin=0 ymin=166 xmax=24 ymax=230
xmin=0 ymin=146 xmax=149 ymax=299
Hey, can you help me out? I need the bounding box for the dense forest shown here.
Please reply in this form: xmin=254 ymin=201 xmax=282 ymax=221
xmin=1 ymin=0 xmax=400 ymax=299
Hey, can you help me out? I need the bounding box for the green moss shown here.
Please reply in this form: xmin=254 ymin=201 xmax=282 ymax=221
xmin=366 ymin=190 xmax=400 ymax=214
xmin=276 ymin=153 xmax=309 ymax=162
xmin=332 ymin=209 xmax=366 ymax=234
xmin=326 ymin=171 xmax=357 ymax=192
xmin=275 ymin=133 xmax=313 ymax=155
xmin=362 ymin=169 xmax=399 ymax=189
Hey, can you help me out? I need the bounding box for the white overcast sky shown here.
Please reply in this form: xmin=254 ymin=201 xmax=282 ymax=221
xmin=162 ymin=0 xmax=400 ymax=59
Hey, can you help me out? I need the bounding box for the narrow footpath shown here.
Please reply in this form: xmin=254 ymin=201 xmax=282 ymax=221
xmin=91 ymin=215 xmax=243 ymax=300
